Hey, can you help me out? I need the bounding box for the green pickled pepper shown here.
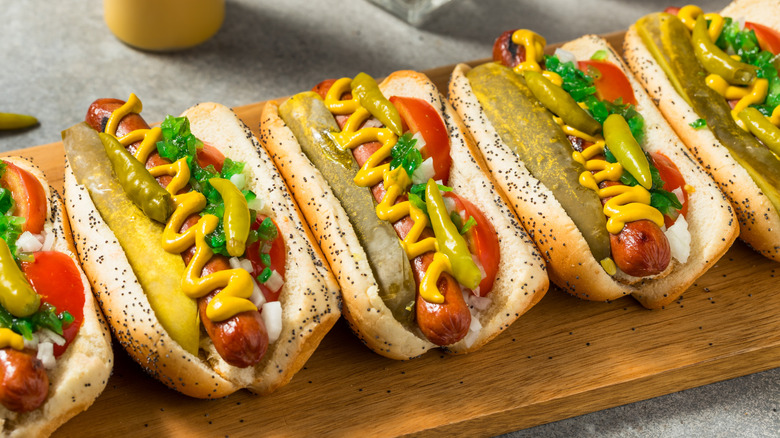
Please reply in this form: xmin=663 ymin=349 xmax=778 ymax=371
xmin=0 ymin=239 xmax=40 ymax=318
xmin=99 ymin=132 xmax=173 ymax=224
xmin=691 ymin=15 xmax=756 ymax=86
xmin=209 ymin=178 xmax=250 ymax=257
xmin=351 ymin=73 xmax=404 ymax=136
xmin=424 ymin=179 xmax=481 ymax=290
xmin=603 ymin=114 xmax=652 ymax=189
xmin=524 ymin=70 xmax=602 ymax=136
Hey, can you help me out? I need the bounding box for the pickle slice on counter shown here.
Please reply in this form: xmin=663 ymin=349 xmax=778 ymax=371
xmin=62 ymin=122 xmax=199 ymax=355
xmin=278 ymin=92 xmax=416 ymax=323
xmin=466 ymin=62 xmax=611 ymax=262
xmin=637 ymin=13 xmax=780 ymax=213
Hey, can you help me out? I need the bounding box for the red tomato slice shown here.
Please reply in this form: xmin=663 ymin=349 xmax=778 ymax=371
xmin=196 ymin=143 xmax=226 ymax=173
xmin=443 ymin=192 xmax=500 ymax=296
xmin=21 ymin=251 xmax=85 ymax=357
xmin=663 ymin=6 xmax=681 ymax=15
xmin=389 ymin=96 xmax=452 ymax=184
xmin=577 ymin=60 xmax=638 ymax=106
xmin=651 ymin=152 xmax=688 ymax=227
xmin=246 ymin=215 xmax=286 ymax=303
xmin=312 ymin=79 xmax=339 ymax=100
xmin=745 ymin=22 xmax=780 ymax=55
xmin=0 ymin=161 xmax=47 ymax=234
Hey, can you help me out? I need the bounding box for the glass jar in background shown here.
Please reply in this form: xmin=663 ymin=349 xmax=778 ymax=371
xmin=104 ymin=0 xmax=224 ymax=51
xmin=365 ymin=0 xmax=455 ymax=26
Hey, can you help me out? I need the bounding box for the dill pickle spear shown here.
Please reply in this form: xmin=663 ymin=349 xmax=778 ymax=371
xmin=466 ymin=62 xmax=611 ymax=263
xmin=278 ymin=92 xmax=416 ymax=323
xmin=637 ymin=12 xmax=780 ymax=213
xmin=61 ymin=122 xmax=199 ymax=355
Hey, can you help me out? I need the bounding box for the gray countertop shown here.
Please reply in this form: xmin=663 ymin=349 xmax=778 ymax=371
xmin=2 ymin=0 xmax=778 ymax=436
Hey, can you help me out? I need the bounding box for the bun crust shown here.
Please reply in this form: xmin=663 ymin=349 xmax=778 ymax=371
xmin=622 ymin=0 xmax=780 ymax=261
xmin=0 ymin=157 xmax=113 ymax=438
xmin=63 ymin=103 xmax=340 ymax=398
xmin=449 ymin=36 xmax=738 ymax=308
xmin=259 ymin=71 xmax=548 ymax=360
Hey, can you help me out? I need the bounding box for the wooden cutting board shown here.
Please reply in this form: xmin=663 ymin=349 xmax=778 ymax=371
xmin=5 ymin=32 xmax=779 ymax=437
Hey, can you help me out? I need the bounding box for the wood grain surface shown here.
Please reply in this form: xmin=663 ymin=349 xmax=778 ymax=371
xmin=4 ymin=32 xmax=779 ymax=437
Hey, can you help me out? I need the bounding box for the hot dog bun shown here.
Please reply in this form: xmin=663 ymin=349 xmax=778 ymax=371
xmin=62 ymin=102 xmax=340 ymax=397
xmin=259 ymin=70 xmax=548 ymax=360
xmin=449 ymin=35 xmax=737 ymax=308
xmin=0 ymin=157 xmax=112 ymax=438
xmin=623 ymin=0 xmax=780 ymax=261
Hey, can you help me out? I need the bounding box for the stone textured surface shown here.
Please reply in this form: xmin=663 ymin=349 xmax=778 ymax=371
xmin=2 ymin=0 xmax=777 ymax=436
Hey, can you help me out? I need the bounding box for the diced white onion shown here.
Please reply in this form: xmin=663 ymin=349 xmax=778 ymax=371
xmin=412 ymin=132 xmax=427 ymax=151
xmin=41 ymin=229 xmax=54 ymax=251
xmin=443 ymin=196 xmax=456 ymax=215
xmin=469 ymin=293 xmax=492 ymax=311
xmin=24 ymin=334 xmax=39 ymax=350
xmin=665 ymin=214 xmax=691 ymax=263
xmin=736 ymin=16 xmax=746 ymax=30
xmin=672 ymin=187 xmax=685 ymax=205
xmin=363 ymin=118 xmax=383 ymax=128
xmin=247 ymin=196 xmax=265 ymax=211
xmin=261 ymin=301 xmax=282 ymax=343
xmin=229 ymin=257 xmax=242 ymax=269
xmin=461 ymin=303 xmax=483 ymax=348
xmin=250 ymin=280 xmax=267 ymax=308
xmin=554 ymin=48 xmax=577 ymax=65
xmin=17 ymin=231 xmax=43 ymax=253
xmin=260 ymin=241 xmax=273 ymax=254
xmin=229 ymin=173 xmax=246 ymax=190
xmin=411 ymin=157 xmax=435 ymax=185
xmin=39 ymin=328 xmax=66 ymax=346
xmin=37 ymin=342 xmax=56 ymax=369
xmin=240 ymin=259 xmax=254 ymax=273
xmin=263 ymin=269 xmax=284 ymax=293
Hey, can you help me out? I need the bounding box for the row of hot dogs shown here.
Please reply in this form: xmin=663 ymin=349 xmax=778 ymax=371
xmin=1 ymin=1 xmax=778 ymax=435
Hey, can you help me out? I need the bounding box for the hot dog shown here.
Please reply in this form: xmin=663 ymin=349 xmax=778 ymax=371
xmin=0 ymin=157 xmax=112 ymax=437
xmin=449 ymin=32 xmax=738 ymax=308
xmin=260 ymin=70 xmax=549 ymax=360
xmin=623 ymin=0 xmax=780 ymax=262
xmin=85 ymin=99 xmax=268 ymax=369
xmin=61 ymin=97 xmax=340 ymax=397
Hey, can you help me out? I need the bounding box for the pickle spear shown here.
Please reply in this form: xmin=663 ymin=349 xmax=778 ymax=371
xmin=637 ymin=13 xmax=780 ymax=213
xmin=278 ymin=92 xmax=417 ymax=323
xmin=466 ymin=62 xmax=611 ymax=263
xmin=62 ymin=122 xmax=199 ymax=355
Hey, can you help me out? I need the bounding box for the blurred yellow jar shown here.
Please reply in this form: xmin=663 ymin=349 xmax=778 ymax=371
xmin=104 ymin=0 xmax=224 ymax=51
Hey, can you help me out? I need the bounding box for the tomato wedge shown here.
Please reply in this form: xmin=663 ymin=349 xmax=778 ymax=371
xmin=443 ymin=192 xmax=499 ymax=296
xmin=196 ymin=143 xmax=226 ymax=173
xmin=389 ymin=96 xmax=452 ymax=184
xmin=651 ymin=152 xmax=688 ymax=227
xmin=246 ymin=215 xmax=286 ymax=303
xmin=745 ymin=22 xmax=780 ymax=55
xmin=312 ymin=79 xmax=340 ymax=100
xmin=21 ymin=251 xmax=85 ymax=357
xmin=577 ymin=60 xmax=637 ymax=106
xmin=0 ymin=161 xmax=47 ymax=234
